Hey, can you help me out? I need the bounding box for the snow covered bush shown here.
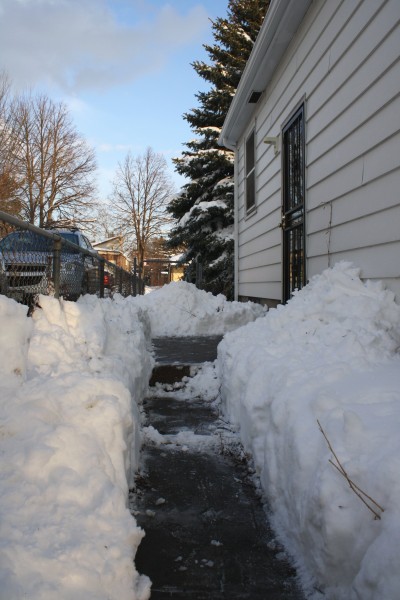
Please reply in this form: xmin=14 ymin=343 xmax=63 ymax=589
xmin=218 ymin=262 xmax=400 ymax=599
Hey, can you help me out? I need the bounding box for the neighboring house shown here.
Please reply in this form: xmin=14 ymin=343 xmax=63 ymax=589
xmin=169 ymin=254 xmax=185 ymax=283
xmin=143 ymin=255 xmax=185 ymax=287
xmin=170 ymin=265 xmax=185 ymax=282
xmin=219 ymin=0 xmax=400 ymax=306
xmin=92 ymin=236 xmax=131 ymax=271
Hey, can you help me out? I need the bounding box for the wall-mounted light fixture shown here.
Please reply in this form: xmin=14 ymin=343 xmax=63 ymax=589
xmin=263 ymin=135 xmax=280 ymax=156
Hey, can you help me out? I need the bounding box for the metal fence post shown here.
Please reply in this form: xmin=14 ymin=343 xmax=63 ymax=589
xmin=99 ymin=259 xmax=105 ymax=299
xmin=52 ymin=237 xmax=62 ymax=299
xmin=125 ymin=271 xmax=130 ymax=296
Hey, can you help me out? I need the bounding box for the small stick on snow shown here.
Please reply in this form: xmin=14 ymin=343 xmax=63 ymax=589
xmin=328 ymin=460 xmax=384 ymax=512
xmin=317 ymin=420 xmax=384 ymax=520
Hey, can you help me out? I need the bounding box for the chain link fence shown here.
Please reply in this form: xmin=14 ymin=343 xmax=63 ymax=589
xmin=0 ymin=210 xmax=140 ymax=306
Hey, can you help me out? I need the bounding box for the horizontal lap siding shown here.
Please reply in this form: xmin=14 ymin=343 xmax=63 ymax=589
xmin=308 ymin=243 xmax=400 ymax=299
xmin=240 ymin=263 xmax=281 ymax=285
xmin=308 ymin=204 xmax=400 ymax=255
xmin=237 ymin=132 xmax=282 ymax=297
xmin=306 ymin=0 xmax=400 ymax=298
xmin=236 ymin=0 xmax=400 ymax=301
xmin=307 ymin=132 xmax=400 ymax=210
xmin=307 ymin=168 xmax=400 ymax=234
xmin=239 ymin=244 xmax=281 ymax=270
xmin=307 ymin=98 xmax=399 ymax=186
xmin=239 ymin=281 xmax=282 ymax=301
xmin=240 ymin=200 xmax=281 ymax=243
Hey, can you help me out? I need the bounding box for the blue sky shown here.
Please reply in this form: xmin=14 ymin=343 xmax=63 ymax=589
xmin=0 ymin=0 xmax=227 ymax=200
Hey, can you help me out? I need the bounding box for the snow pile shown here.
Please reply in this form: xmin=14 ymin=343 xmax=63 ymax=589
xmin=0 ymin=294 xmax=33 ymax=386
xmin=218 ymin=263 xmax=400 ymax=599
xmin=0 ymin=294 xmax=153 ymax=600
xmin=151 ymin=362 xmax=220 ymax=402
xmin=133 ymin=280 xmax=265 ymax=336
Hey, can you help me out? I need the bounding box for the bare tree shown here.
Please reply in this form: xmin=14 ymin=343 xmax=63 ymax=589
xmin=110 ymin=147 xmax=175 ymax=271
xmin=0 ymin=71 xmax=12 ymax=167
xmin=0 ymin=72 xmax=21 ymax=226
xmin=0 ymin=71 xmax=11 ymax=175
xmin=89 ymin=204 xmax=119 ymax=242
xmin=9 ymin=92 xmax=97 ymax=228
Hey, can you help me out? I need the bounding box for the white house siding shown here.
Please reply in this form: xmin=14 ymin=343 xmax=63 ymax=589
xmin=236 ymin=118 xmax=282 ymax=303
xmin=236 ymin=0 xmax=400 ymax=303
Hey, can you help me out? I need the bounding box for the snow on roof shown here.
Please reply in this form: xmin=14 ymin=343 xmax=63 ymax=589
xmin=93 ymin=235 xmax=122 ymax=246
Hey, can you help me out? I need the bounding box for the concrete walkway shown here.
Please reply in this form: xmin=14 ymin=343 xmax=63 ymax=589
xmin=130 ymin=337 xmax=304 ymax=599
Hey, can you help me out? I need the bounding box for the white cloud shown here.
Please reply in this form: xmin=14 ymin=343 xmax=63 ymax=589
xmin=64 ymin=95 xmax=90 ymax=113
xmin=98 ymin=142 xmax=131 ymax=152
xmin=0 ymin=0 xmax=209 ymax=92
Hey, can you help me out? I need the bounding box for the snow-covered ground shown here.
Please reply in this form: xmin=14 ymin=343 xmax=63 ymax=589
xmin=0 ymin=267 xmax=399 ymax=599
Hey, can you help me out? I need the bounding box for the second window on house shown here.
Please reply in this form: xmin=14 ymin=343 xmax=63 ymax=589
xmin=245 ymin=130 xmax=255 ymax=212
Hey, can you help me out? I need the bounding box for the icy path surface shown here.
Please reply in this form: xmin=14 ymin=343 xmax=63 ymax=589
xmin=151 ymin=336 xmax=224 ymax=365
xmin=130 ymin=338 xmax=304 ymax=599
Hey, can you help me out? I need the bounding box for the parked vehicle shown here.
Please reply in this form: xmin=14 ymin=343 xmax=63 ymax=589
xmin=0 ymin=228 xmax=97 ymax=303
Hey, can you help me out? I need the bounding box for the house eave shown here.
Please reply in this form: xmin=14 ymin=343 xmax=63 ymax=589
xmin=219 ymin=0 xmax=313 ymax=150
xmin=93 ymin=236 xmax=122 ymax=247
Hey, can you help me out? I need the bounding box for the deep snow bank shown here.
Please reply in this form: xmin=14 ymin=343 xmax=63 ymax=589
xmin=218 ymin=263 xmax=400 ymax=599
xmin=0 ymin=294 xmax=153 ymax=600
xmin=133 ymin=280 xmax=266 ymax=336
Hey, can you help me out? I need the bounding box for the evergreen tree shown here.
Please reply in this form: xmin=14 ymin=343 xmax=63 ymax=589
xmin=168 ymin=0 xmax=269 ymax=299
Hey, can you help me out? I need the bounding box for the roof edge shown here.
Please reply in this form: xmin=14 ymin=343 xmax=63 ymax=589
xmin=219 ymin=0 xmax=312 ymax=149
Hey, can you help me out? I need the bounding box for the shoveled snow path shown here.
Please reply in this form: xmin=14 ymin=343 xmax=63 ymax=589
xmin=130 ymin=338 xmax=304 ymax=599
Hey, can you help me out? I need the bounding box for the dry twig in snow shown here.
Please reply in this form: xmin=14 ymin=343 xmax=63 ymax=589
xmin=317 ymin=419 xmax=384 ymax=520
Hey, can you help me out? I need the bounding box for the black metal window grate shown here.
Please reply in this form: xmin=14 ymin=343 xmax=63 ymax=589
xmin=283 ymin=109 xmax=304 ymax=214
